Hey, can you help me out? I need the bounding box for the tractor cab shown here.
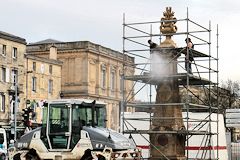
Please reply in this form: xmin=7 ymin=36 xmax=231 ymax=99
xmin=41 ymin=99 xmax=106 ymax=150
xmin=13 ymin=99 xmax=141 ymax=160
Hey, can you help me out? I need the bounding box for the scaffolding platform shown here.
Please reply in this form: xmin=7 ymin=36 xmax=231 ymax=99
xmin=125 ymin=73 xmax=214 ymax=86
xmin=149 ymin=47 xmax=210 ymax=58
xmin=176 ymin=47 xmax=210 ymax=58
xmin=122 ymin=9 xmax=221 ymax=159
xmin=126 ymin=102 xmax=218 ymax=110
xmin=123 ymin=129 xmax=216 ymax=135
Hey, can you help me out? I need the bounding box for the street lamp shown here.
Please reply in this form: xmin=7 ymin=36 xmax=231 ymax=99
xmin=14 ymin=82 xmax=18 ymax=141
xmin=14 ymin=70 xmax=32 ymax=141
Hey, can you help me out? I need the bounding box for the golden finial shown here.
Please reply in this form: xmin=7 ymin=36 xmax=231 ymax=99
xmin=160 ymin=7 xmax=177 ymax=34
xmin=159 ymin=7 xmax=177 ymax=48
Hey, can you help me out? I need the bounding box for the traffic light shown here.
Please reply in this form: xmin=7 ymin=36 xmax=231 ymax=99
xmin=8 ymin=90 xmax=20 ymax=102
xmin=22 ymin=108 xmax=29 ymax=127
xmin=28 ymin=107 xmax=36 ymax=119
xmin=22 ymin=107 xmax=36 ymax=127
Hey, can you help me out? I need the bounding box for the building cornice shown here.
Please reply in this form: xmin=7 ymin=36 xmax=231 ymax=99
xmin=25 ymin=54 xmax=63 ymax=66
xmin=0 ymin=31 xmax=26 ymax=45
xmin=61 ymin=91 xmax=123 ymax=102
xmin=27 ymin=41 xmax=134 ymax=63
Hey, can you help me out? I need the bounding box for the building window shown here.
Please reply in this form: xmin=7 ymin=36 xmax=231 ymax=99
xmin=12 ymin=69 xmax=18 ymax=85
xmin=12 ymin=47 xmax=17 ymax=59
xmin=48 ymin=79 xmax=53 ymax=94
xmin=33 ymin=62 xmax=36 ymax=71
xmin=0 ymin=95 xmax=5 ymax=112
xmin=32 ymin=77 xmax=37 ymax=92
xmin=2 ymin=45 xmax=6 ymax=56
xmin=49 ymin=65 xmax=52 ymax=74
xmin=1 ymin=67 xmax=6 ymax=82
xmin=110 ymin=70 xmax=115 ymax=91
xmin=101 ymin=66 xmax=106 ymax=88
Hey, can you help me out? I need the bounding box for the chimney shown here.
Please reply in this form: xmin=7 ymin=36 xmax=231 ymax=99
xmin=49 ymin=45 xmax=57 ymax=60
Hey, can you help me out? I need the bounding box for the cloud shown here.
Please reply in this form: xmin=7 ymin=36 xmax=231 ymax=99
xmin=0 ymin=0 xmax=239 ymax=82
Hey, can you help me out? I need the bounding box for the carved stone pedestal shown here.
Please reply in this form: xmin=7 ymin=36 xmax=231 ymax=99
xmin=149 ymin=7 xmax=186 ymax=160
xmin=150 ymin=48 xmax=186 ymax=160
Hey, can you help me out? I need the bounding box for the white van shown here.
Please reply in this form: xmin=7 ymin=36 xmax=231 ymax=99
xmin=183 ymin=112 xmax=228 ymax=160
xmin=123 ymin=112 xmax=228 ymax=160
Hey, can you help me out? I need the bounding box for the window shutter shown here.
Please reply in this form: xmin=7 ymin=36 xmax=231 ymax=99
xmin=0 ymin=95 xmax=2 ymax=112
xmin=0 ymin=45 xmax=2 ymax=55
xmin=12 ymin=48 xmax=14 ymax=58
xmin=6 ymin=68 xmax=9 ymax=82
xmin=11 ymin=70 xmax=14 ymax=83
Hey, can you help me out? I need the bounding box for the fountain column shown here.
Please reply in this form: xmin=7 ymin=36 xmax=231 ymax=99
xmin=150 ymin=7 xmax=186 ymax=160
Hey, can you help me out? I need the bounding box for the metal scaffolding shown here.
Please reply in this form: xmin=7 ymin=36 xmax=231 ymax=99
xmin=121 ymin=9 xmax=220 ymax=160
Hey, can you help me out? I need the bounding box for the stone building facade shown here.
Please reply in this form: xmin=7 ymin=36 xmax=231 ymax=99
xmin=0 ymin=31 xmax=26 ymax=126
xmin=25 ymin=49 xmax=62 ymax=123
xmin=27 ymin=40 xmax=134 ymax=130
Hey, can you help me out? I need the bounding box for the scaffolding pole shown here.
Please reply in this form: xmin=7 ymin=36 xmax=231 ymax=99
xmin=121 ymin=8 xmax=219 ymax=160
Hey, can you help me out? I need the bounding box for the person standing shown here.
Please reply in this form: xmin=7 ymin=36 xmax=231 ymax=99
xmin=185 ymin=38 xmax=194 ymax=74
xmin=148 ymin=40 xmax=157 ymax=50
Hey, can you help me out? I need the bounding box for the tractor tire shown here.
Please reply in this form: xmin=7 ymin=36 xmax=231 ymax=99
xmin=13 ymin=153 xmax=21 ymax=160
xmin=25 ymin=149 xmax=40 ymax=160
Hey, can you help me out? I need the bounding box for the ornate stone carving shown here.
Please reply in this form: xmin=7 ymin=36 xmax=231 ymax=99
xmin=89 ymin=59 xmax=96 ymax=65
xmin=159 ymin=7 xmax=178 ymax=48
xmin=160 ymin=7 xmax=177 ymax=34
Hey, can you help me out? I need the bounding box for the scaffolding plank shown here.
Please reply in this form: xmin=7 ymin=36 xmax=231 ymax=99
xmin=149 ymin=47 xmax=209 ymax=57
xmin=123 ymin=130 xmax=216 ymax=135
xmin=124 ymin=73 xmax=214 ymax=86
xmin=176 ymin=47 xmax=209 ymax=58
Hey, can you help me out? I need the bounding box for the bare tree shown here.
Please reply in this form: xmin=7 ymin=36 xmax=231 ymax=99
xmin=180 ymin=80 xmax=240 ymax=114
xmin=206 ymin=80 xmax=240 ymax=114
xmin=221 ymin=80 xmax=240 ymax=108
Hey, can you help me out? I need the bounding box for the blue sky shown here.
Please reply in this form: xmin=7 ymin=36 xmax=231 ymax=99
xmin=1 ymin=0 xmax=240 ymax=83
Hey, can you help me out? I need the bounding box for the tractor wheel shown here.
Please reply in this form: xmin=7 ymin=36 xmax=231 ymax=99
xmin=97 ymin=154 xmax=106 ymax=160
xmin=25 ymin=149 xmax=40 ymax=160
xmin=25 ymin=154 xmax=40 ymax=160
xmin=13 ymin=153 xmax=21 ymax=160
xmin=0 ymin=153 xmax=6 ymax=160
